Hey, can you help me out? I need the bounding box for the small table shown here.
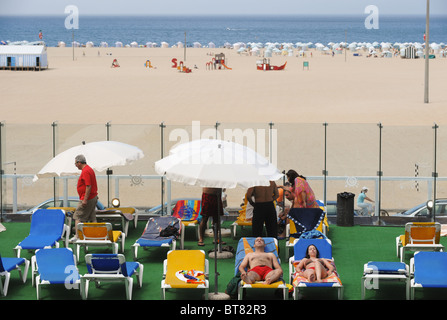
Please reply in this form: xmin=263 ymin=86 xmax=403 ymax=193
xmin=361 ymin=261 xmax=409 ymax=300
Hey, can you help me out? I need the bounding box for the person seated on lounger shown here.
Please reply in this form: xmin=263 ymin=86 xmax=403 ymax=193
xmin=295 ymin=244 xmax=334 ymax=282
xmin=238 ymin=237 xmax=283 ymax=285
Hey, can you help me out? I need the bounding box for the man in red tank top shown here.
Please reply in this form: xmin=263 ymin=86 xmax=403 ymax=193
xmin=70 ymin=154 xmax=98 ymax=242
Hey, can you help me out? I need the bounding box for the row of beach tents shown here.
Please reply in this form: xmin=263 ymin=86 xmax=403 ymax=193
xmin=54 ymin=40 xmax=446 ymax=52
xmin=3 ymin=39 xmax=445 ymax=58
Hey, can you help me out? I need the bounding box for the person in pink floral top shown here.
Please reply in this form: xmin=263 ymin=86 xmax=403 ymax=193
xmin=286 ymin=169 xmax=319 ymax=208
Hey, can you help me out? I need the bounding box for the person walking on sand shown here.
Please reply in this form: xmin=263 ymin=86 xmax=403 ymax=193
xmin=70 ymin=154 xmax=98 ymax=242
xmin=239 ymin=237 xmax=283 ymax=285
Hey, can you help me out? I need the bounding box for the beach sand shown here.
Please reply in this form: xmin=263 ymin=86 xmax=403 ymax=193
xmin=1 ymin=46 xmax=446 ymax=210
xmin=1 ymin=46 xmax=446 ymax=126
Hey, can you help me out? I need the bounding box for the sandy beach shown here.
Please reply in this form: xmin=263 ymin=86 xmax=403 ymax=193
xmin=1 ymin=46 xmax=446 ymax=210
xmin=1 ymin=46 xmax=446 ymax=126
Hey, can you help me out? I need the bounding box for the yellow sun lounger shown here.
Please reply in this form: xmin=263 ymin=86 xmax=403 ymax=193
xmin=396 ymin=222 xmax=444 ymax=262
xmin=74 ymin=222 xmax=125 ymax=261
xmin=161 ymin=250 xmax=209 ymax=300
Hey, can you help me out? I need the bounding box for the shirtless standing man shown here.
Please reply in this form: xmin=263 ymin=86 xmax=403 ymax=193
xmin=238 ymin=237 xmax=283 ymax=285
xmin=246 ymin=181 xmax=279 ymax=238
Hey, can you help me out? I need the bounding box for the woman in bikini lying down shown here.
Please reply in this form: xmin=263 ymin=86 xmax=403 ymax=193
xmin=295 ymin=244 xmax=334 ymax=282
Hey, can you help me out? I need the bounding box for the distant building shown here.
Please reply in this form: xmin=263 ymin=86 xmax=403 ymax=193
xmin=0 ymin=45 xmax=48 ymax=70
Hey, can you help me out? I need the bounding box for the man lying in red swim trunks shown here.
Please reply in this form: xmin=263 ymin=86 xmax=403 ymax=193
xmin=238 ymin=237 xmax=283 ymax=285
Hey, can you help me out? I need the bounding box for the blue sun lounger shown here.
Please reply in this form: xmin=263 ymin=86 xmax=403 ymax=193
xmin=235 ymin=237 xmax=288 ymax=300
xmin=82 ymin=253 xmax=144 ymax=300
xmin=132 ymin=216 xmax=181 ymax=260
xmin=31 ymin=248 xmax=82 ymax=300
xmin=410 ymin=251 xmax=447 ymax=299
xmin=0 ymin=254 xmax=30 ymax=296
xmin=14 ymin=209 xmax=68 ymax=257
xmin=289 ymin=238 xmax=343 ymax=300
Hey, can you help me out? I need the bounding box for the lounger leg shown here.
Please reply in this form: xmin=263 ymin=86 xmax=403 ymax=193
xmin=361 ymin=277 xmax=366 ymax=299
xmin=1 ymin=273 xmax=10 ymax=296
xmin=338 ymin=287 xmax=344 ymax=300
xmin=22 ymin=259 xmax=30 ymax=283
xmin=132 ymin=244 xmax=138 ymax=261
xmin=181 ymin=228 xmax=185 ymax=250
xmin=406 ymin=278 xmax=410 ymax=300
xmin=126 ymin=277 xmax=133 ymax=300
xmin=80 ymin=277 xmax=88 ymax=300
xmin=36 ymin=275 xmax=41 ymax=300
xmin=138 ymin=264 xmax=144 ymax=287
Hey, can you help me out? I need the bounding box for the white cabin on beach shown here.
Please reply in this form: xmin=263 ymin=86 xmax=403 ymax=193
xmin=0 ymin=45 xmax=48 ymax=70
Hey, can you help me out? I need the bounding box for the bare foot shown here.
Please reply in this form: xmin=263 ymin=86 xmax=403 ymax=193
xmin=264 ymin=277 xmax=273 ymax=285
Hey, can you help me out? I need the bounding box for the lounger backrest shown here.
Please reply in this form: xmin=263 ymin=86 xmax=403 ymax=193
xmin=140 ymin=216 xmax=181 ymax=240
xmin=165 ymin=250 xmax=205 ymax=283
xmin=30 ymin=209 xmax=65 ymax=237
xmin=77 ymin=223 xmax=113 ymax=241
xmin=405 ymin=222 xmax=440 ymax=245
xmin=288 ymin=208 xmax=325 ymax=238
xmin=85 ymin=254 xmax=127 ymax=275
xmin=172 ymin=200 xmax=202 ymax=221
xmin=413 ymin=251 xmax=447 ymax=286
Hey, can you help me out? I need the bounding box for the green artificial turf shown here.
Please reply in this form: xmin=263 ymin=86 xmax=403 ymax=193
xmin=1 ymin=219 xmax=447 ymax=301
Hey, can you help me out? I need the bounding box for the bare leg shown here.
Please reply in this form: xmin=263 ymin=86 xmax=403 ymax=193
xmin=264 ymin=269 xmax=282 ymax=285
xmin=198 ymin=216 xmax=209 ymax=244
xmin=241 ymin=271 xmax=261 ymax=284
xmin=303 ymin=269 xmax=316 ymax=282
xmin=314 ymin=261 xmax=328 ymax=282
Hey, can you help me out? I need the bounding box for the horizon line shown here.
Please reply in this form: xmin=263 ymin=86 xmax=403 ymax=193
xmin=1 ymin=13 xmax=446 ymax=17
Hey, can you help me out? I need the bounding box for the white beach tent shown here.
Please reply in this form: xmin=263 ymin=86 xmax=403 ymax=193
xmin=130 ymin=42 xmax=138 ymax=48
xmin=176 ymin=41 xmax=184 ymax=48
xmin=100 ymin=42 xmax=108 ymax=48
xmin=115 ymin=41 xmax=123 ymax=47
xmin=208 ymin=42 xmax=216 ymax=48
xmin=161 ymin=42 xmax=169 ymax=48
xmin=58 ymin=41 xmax=66 ymax=47
xmin=193 ymin=42 xmax=202 ymax=48
xmin=86 ymin=41 xmax=94 ymax=48
xmin=0 ymin=45 xmax=48 ymax=69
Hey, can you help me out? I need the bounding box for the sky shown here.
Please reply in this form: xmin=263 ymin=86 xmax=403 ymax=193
xmin=1 ymin=0 xmax=446 ymax=16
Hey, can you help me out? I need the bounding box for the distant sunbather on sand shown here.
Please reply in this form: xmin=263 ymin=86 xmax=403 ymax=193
xmin=111 ymin=59 xmax=120 ymax=68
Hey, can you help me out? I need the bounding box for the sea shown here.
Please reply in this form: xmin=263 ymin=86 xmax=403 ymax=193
xmin=0 ymin=15 xmax=446 ymax=48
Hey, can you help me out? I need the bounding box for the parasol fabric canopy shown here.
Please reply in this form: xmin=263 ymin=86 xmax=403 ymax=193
xmin=154 ymin=139 xmax=282 ymax=189
xmin=34 ymin=141 xmax=144 ymax=181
